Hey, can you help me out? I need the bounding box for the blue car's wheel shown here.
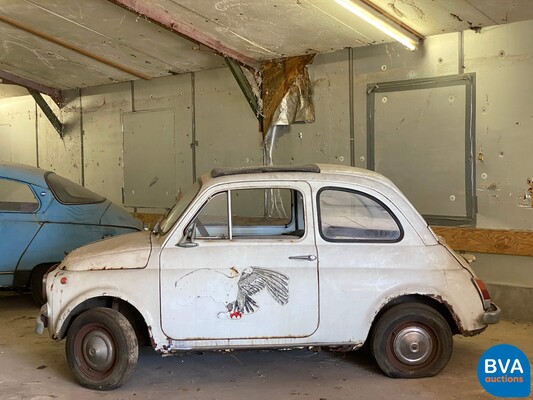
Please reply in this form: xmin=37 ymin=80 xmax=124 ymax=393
xmin=30 ymin=263 xmax=56 ymax=306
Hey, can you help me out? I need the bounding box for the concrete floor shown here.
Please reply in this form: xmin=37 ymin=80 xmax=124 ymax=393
xmin=1 ymin=291 xmax=531 ymax=400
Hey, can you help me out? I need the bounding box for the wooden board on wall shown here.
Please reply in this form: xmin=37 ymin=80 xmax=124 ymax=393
xmin=432 ymin=226 xmax=533 ymax=257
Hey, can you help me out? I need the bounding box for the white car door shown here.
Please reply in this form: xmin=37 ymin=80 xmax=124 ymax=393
xmin=159 ymin=181 xmax=319 ymax=341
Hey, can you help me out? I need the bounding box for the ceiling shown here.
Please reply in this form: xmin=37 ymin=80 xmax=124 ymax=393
xmin=0 ymin=0 xmax=532 ymax=100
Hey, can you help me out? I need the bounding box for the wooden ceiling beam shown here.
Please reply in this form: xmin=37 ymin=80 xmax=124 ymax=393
xmin=107 ymin=0 xmax=259 ymax=69
xmin=0 ymin=68 xmax=63 ymax=107
xmin=0 ymin=14 xmax=150 ymax=80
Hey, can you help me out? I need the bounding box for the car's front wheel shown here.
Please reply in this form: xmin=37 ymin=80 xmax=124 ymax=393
xmin=371 ymin=302 xmax=453 ymax=378
xmin=66 ymin=307 xmax=138 ymax=390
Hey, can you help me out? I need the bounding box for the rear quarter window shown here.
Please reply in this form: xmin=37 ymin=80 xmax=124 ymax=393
xmin=318 ymin=187 xmax=403 ymax=243
xmin=45 ymin=172 xmax=105 ymax=205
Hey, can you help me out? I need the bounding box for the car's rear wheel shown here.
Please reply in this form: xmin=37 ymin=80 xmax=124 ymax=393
xmin=66 ymin=307 xmax=138 ymax=390
xmin=371 ymin=303 xmax=452 ymax=378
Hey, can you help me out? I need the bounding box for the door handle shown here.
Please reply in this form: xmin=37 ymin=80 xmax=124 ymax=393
xmin=289 ymin=255 xmax=317 ymax=261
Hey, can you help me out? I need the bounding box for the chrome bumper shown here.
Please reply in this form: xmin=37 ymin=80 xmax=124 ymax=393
xmin=483 ymin=302 xmax=501 ymax=325
xmin=35 ymin=304 xmax=48 ymax=335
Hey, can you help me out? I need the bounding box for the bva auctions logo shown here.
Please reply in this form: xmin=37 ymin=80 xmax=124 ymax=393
xmin=477 ymin=344 xmax=531 ymax=398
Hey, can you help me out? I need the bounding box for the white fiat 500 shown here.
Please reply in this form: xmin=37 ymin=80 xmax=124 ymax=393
xmin=36 ymin=164 xmax=499 ymax=390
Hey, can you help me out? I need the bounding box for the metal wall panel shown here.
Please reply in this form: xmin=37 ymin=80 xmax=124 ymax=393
xmin=273 ymin=50 xmax=351 ymax=166
xmin=465 ymin=20 xmax=533 ymax=229
xmin=0 ymin=96 xmax=37 ymax=165
xmin=353 ymin=33 xmax=461 ymax=171
xmin=194 ymin=68 xmax=262 ymax=176
xmin=133 ymin=74 xmax=194 ymax=197
xmin=123 ymin=109 xmax=176 ymax=208
xmin=372 ymin=84 xmax=467 ymax=217
xmin=81 ymin=83 xmax=131 ymax=205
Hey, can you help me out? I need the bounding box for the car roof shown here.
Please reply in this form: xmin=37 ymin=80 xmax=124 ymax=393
xmin=202 ymin=163 xmax=438 ymax=246
xmin=0 ymin=162 xmax=50 ymax=187
xmin=211 ymin=164 xmax=321 ymax=178
xmin=208 ymin=163 xmax=395 ymax=187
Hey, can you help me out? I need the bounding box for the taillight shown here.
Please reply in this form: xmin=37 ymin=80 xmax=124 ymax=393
xmin=473 ymin=278 xmax=492 ymax=310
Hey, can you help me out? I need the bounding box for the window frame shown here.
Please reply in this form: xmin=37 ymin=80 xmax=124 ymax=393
xmin=186 ymin=185 xmax=307 ymax=241
xmin=366 ymin=74 xmax=476 ymax=226
xmin=316 ymin=186 xmax=404 ymax=244
xmin=0 ymin=178 xmax=40 ymax=214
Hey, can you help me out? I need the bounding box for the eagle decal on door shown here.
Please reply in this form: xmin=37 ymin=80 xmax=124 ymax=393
xmin=226 ymin=267 xmax=289 ymax=319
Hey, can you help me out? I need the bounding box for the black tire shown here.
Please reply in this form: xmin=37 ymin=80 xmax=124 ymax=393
xmin=371 ymin=303 xmax=453 ymax=378
xmin=30 ymin=263 xmax=56 ymax=306
xmin=66 ymin=307 xmax=138 ymax=390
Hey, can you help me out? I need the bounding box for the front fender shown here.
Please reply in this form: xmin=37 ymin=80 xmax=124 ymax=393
xmin=48 ymin=270 xmax=158 ymax=341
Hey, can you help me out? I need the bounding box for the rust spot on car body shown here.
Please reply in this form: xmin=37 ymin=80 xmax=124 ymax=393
xmin=426 ymin=293 xmax=484 ymax=336
xmin=147 ymin=325 xmax=157 ymax=348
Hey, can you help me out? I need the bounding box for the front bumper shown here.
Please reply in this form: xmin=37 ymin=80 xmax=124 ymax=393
xmin=35 ymin=304 xmax=48 ymax=335
xmin=483 ymin=302 xmax=501 ymax=325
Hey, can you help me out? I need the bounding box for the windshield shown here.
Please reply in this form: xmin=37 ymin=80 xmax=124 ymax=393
xmin=159 ymin=181 xmax=201 ymax=234
xmin=45 ymin=172 xmax=106 ymax=204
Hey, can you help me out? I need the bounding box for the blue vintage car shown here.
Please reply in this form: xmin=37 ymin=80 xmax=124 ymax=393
xmin=0 ymin=162 xmax=143 ymax=304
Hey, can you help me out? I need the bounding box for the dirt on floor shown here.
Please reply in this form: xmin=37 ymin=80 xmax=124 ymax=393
xmin=0 ymin=291 xmax=531 ymax=400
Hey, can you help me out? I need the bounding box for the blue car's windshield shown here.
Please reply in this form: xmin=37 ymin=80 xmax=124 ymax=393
xmin=159 ymin=181 xmax=201 ymax=235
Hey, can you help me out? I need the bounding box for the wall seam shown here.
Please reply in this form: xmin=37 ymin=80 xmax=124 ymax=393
xmin=349 ymin=47 xmax=355 ymax=167
xmin=79 ymin=89 xmax=85 ymax=186
xmin=34 ymin=101 xmax=39 ymax=167
xmin=191 ymin=72 xmax=197 ymax=182
xmin=459 ymin=31 xmax=465 ymax=74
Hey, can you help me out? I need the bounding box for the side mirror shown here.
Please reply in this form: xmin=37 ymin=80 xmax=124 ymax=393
xmin=177 ymin=222 xmax=199 ymax=248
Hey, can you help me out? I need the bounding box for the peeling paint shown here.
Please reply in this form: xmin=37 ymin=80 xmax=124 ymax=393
xmin=523 ymin=178 xmax=533 ymax=208
xmin=396 ymin=0 xmax=425 ymax=20
xmin=387 ymin=1 xmax=405 ymax=18
xmin=477 ymin=147 xmax=484 ymax=162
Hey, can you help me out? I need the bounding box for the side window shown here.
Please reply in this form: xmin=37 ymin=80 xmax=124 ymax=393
xmin=231 ymin=188 xmax=304 ymax=238
xmin=318 ymin=188 xmax=402 ymax=242
xmin=0 ymin=179 xmax=39 ymax=212
xmin=190 ymin=188 xmax=305 ymax=240
xmin=194 ymin=192 xmax=229 ymax=239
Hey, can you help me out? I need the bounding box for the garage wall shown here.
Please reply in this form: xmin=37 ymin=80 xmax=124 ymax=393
xmin=348 ymin=21 xmax=533 ymax=320
xmin=0 ymin=19 xmax=532 ymax=319
xmin=465 ymin=23 xmax=533 ymax=229
xmin=35 ymin=92 xmax=81 ymax=182
xmin=0 ymin=96 xmax=38 ymax=166
xmin=273 ymin=50 xmax=352 ymax=166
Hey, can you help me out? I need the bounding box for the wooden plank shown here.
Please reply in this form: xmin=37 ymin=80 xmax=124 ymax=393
xmin=432 ymin=226 xmax=533 ymax=257
xmin=133 ymin=212 xmax=161 ymax=229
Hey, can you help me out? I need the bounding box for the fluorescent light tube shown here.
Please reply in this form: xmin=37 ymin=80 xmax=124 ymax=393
xmin=335 ymin=0 xmax=418 ymax=50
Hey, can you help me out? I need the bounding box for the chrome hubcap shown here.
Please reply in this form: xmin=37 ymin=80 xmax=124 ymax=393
xmin=82 ymin=331 xmax=114 ymax=371
xmin=393 ymin=326 xmax=432 ymax=365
